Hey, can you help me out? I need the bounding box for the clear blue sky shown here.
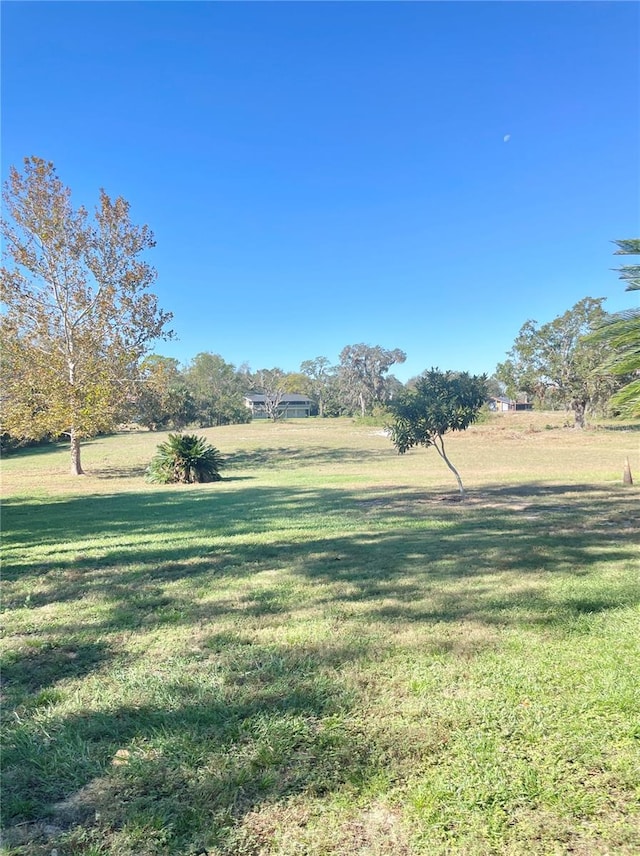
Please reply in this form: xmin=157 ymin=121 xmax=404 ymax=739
xmin=2 ymin=1 xmax=638 ymax=381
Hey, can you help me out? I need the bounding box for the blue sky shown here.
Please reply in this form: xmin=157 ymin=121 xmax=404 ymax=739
xmin=2 ymin=1 xmax=638 ymax=382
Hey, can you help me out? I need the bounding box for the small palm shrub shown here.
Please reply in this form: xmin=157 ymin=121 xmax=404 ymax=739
xmin=146 ymin=433 xmax=223 ymax=484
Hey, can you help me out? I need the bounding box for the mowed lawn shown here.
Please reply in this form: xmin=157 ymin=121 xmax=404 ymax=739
xmin=1 ymin=413 xmax=639 ymax=855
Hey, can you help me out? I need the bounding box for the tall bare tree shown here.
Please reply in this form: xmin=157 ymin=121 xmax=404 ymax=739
xmin=252 ymin=368 xmax=288 ymax=421
xmin=0 ymin=157 xmax=173 ymax=474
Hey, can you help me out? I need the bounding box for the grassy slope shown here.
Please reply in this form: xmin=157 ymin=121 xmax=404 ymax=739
xmin=1 ymin=413 xmax=639 ymax=855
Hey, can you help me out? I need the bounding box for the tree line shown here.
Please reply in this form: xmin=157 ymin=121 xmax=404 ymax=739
xmin=1 ymin=158 xmax=638 ymax=474
xmin=132 ymin=344 xmax=408 ymax=431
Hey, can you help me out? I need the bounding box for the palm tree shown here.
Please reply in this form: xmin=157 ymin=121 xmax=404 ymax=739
xmin=591 ymin=239 xmax=640 ymax=417
xmin=146 ymin=433 xmax=223 ymax=483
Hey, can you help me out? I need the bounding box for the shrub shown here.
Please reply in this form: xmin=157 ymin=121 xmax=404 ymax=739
xmin=146 ymin=433 xmax=223 ymax=484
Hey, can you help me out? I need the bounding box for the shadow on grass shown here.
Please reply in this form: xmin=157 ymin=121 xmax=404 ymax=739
xmin=3 ymin=483 xmax=637 ymax=613
xmin=0 ymin=439 xmax=101 ymax=460
xmin=595 ymin=421 xmax=640 ymax=432
xmin=2 ymin=638 xmax=375 ymax=853
xmin=2 ymin=480 xmax=638 ymax=851
xmin=1 ymin=641 xmax=112 ymax=694
xmin=224 ymin=444 xmax=390 ymax=469
xmin=93 ymin=464 xmax=148 ymax=479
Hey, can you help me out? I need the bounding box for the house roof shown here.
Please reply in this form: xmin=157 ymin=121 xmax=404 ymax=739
xmin=244 ymin=393 xmax=312 ymax=404
xmin=489 ymin=395 xmax=532 ymax=405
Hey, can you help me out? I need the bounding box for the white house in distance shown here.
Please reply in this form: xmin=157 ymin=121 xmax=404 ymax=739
xmin=244 ymin=393 xmax=313 ymax=419
xmin=489 ymin=396 xmax=533 ymax=412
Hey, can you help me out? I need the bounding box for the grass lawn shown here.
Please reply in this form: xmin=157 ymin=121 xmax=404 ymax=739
xmin=1 ymin=413 xmax=639 ymax=855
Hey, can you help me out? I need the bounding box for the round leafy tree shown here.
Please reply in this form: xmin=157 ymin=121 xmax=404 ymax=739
xmin=146 ymin=433 xmax=223 ymax=484
xmin=387 ymin=369 xmax=487 ymax=497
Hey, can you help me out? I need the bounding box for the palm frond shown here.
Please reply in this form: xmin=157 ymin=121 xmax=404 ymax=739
xmin=146 ymin=433 xmax=223 ymax=484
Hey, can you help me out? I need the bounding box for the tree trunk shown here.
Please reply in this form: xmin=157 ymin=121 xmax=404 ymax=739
xmin=572 ymin=399 xmax=587 ymax=429
xmin=67 ymin=355 xmax=84 ymax=474
xmin=434 ymin=434 xmax=465 ymax=497
xmin=70 ymin=429 xmax=85 ymax=475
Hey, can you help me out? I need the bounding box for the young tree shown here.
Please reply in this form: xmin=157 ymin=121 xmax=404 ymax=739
xmin=0 ymin=157 xmax=173 ymax=474
xmin=338 ymin=344 xmax=406 ymax=417
xmin=387 ymin=369 xmax=487 ymax=497
xmin=590 ymin=239 xmax=640 ymax=417
xmin=496 ymin=298 xmax=618 ymax=428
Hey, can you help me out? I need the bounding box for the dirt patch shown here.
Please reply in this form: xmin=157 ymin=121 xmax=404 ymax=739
xmin=51 ymin=777 xmax=117 ymax=826
xmin=0 ymin=821 xmax=64 ymax=850
xmin=238 ymin=800 xmax=414 ymax=855
xmin=334 ymin=804 xmax=414 ymax=855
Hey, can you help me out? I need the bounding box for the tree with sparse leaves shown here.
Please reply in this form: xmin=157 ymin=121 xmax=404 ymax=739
xmin=338 ymin=344 xmax=406 ymax=417
xmin=300 ymin=356 xmax=334 ymax=417
xmin=388 ymin=369 xmax=487 ymax=497
xmin=252 ymin=368 xmax=288 ymax=421
xmin=0 ymin=157 xmax=173 ymax=474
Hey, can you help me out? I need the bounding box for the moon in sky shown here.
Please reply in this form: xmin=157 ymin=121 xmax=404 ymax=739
xmin=503 ymin=134 xmax=511 ymax=142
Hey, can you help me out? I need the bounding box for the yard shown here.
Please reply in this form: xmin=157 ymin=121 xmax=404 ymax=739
xmin=1 ymin=413 xmax=638 ymax=855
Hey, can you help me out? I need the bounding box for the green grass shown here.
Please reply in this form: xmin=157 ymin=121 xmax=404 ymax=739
xmin=1 ymin=414 xmax=639 ymax=855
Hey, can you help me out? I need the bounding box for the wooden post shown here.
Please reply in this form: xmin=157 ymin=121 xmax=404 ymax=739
xmin=623 ymin=457 xmax=633 ymax=485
